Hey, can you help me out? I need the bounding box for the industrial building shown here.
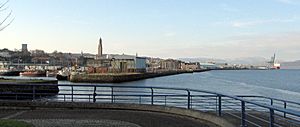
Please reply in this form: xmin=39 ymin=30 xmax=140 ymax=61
xmin=87 ymin=54 xmax=146 ymax=73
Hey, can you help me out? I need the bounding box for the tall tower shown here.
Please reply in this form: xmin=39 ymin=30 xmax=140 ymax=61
xmin=22 ymin=44 xmax=28 ymax=52
xmin=98 ymin=37 xmax=103 ymax=58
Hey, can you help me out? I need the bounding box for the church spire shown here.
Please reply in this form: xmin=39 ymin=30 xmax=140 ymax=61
xmin=98 ymin=37 xmax=103 ymax=59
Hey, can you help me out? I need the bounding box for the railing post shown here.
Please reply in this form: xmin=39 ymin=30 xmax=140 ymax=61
xmin=216 ymin=96 xmax=218 ymax=112
xmin=187 ymin=90 xmax=191 ymax=109
xmin=139 ymin=96 xmax=141 ymax=104
xmin=71 ymin=86 xmax=74 ymax=102
xmin=284 ymin=102 xmax=286 ymax=118
xmin=32 ymin=85 xmax=36 ymax=100
xmin=191 ymin=96 xmax=192 ymax=109
xmin=241 ymin=101 xmax=246 ymax=127
xmin=269 ymin=109 xmax=274 ymax=127
xmin=111 ymin=87 xmax=114 ymax=103
xmin=151 ymin=88 xmax=154 ymax=105
xmin=218 ymin=95 xmax=222 ymax=116
xmin=271 ymin=99 xmax=273 ymax=105
xmin=93 ymin=86 xmax=97 ymax=103
xmin=164 ymin=95 xmax=167 ymax=106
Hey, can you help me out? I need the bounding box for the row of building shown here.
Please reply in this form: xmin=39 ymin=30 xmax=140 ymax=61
xmin=0 ymin=42 xmax=203 ymax=73
xmin=84 ymin=38 xmax=201 ymax=73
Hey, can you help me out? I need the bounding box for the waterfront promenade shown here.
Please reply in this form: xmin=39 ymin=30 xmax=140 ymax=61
xmin=0 ymin=107 xmax=217 ymax=127
xmin=0 ymin=84 xmax=300 ymax=127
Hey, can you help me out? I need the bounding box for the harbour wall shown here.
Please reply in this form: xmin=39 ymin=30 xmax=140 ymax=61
xmin=70 ymin=69 xmax=210 ymax=83
xmin=0 ymin=80 xmax=59 ymax=99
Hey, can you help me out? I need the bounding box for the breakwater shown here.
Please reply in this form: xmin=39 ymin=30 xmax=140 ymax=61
xmin=69 ymin=69 xmax=210 ymax=83
xmin=0 ymin=79 xmax=59 ymax=99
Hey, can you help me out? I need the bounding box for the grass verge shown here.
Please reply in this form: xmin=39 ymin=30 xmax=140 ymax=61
xmin=0 ymin=119 xmax=33 ymax=127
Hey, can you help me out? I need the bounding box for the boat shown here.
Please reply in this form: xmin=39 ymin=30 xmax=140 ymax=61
xmin=56 ymin=70 xmax=69 ymax=80
xmin=46 ymin=70 xmax=57 ymax=77
xmin=256 ymin=66 xmax=268 ymax=70
xmin=252 ymin=54 xmax=280 ymax=70
xmin=20 ymin=70 xmax=46 ymax=77
xmin=0 ymin=69 xmax=21 ymax=76
xmin=268 ymin=54 xmax=280 ymax=69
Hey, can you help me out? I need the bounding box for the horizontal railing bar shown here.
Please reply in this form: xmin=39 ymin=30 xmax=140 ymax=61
xmin=9 ymin=83 xmax=300 ymax=105
xmin=2 ymin=84 xmax=300 ymax=122
xmin=274 ymin=116 xmax=300 ymax=125
xmin=1 ymin=84 xmax=296 ymax=98
xmin=245 ymin=112 xmax=270 ymax=123
xmin=224 ymin=112 xmax=264 ymax=127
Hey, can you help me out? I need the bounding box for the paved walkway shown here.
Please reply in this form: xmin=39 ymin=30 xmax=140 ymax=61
xmin=21 ymin=119 xmax=141 ymax=127
xmin=0 ymin=109 xmax=218 ymax=127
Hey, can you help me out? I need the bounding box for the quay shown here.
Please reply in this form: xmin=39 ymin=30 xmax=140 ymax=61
xmin=0 ymin=79 xmax=59 ymax=99
xmin=70 ymin=69 xmax=210 ymax=83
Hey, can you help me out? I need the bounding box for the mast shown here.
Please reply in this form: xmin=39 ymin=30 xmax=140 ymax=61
xmin=273 ymin=53 xmax=276 ymax=64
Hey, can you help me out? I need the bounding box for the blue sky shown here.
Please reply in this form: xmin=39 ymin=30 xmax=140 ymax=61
xmin=1 ymin=0 xmax=300 ymax=61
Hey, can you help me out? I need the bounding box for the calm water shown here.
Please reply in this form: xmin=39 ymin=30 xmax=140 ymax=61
xmin=2 ymin=70 xmax=300 ymax=102
xmin=105 ymin=69 xmax=300 ymax=102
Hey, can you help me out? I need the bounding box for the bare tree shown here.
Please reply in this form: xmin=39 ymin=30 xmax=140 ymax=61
xmin=0 ymin=0 xmax=14 ymax=31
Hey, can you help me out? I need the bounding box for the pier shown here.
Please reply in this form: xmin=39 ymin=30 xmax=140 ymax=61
xmin=0 ymin=79 xmax=59 ymax=100
xmin=70 ymin=69 xmax=210 ymax=83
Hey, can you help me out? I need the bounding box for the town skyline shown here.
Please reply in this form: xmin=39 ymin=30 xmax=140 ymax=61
xmin=1 ymin=0 xmax=300 ymax=61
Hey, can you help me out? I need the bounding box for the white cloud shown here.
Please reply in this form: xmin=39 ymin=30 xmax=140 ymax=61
xmin=232 ymin=20 xmax=268 ymax=28
xmin=71 ymin=20 xmax=91 ymax=25
xmin=277 ymin=0 xmax=293 ymax=4
xmin=231 ymin=17 xmax=298 ymax=28
xmin=214 ymin=32 xmax=300 ymax=60
xmin=276 ymin=0 xmax=300 ymax=5
xmin=149 ymin=31 xmax=300 ymax=61
xmin=164 ymin=32 xmax=176 ymax=37
xmin=220 ymin=3 xmax=239 ymax=12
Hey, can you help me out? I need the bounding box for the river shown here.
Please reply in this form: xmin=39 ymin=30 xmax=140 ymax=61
xmin=2 ymin=69 xmax=300 ymax=102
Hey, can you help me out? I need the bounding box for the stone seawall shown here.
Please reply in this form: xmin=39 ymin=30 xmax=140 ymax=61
xmin=0 ymin=80 xmax=59 ymax=99
xmin=70 ymin=70 xmax=210 ymax=83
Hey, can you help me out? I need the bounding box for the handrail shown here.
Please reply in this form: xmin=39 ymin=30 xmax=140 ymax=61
xmin=1 ymin=83 xmax=300 ymax=127
xmin=81 ymin=84 xmax=300 ymax=107
xmin=236 ymin=95 xmax=300 ymax=106
xmin=2 ymin=83 xmax=300 ymax=104
xmin=2 ymin=84 xmax=300 ymax=109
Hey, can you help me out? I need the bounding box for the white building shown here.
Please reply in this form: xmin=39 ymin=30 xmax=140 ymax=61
xmin=0 ymin=52 xmax=11 ymax=58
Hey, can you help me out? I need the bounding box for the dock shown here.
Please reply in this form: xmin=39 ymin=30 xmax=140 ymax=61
xmin=0 ymin=78 xmax=59 ymax=99
xmin=69 ymin=69 xmax=210 ymax=83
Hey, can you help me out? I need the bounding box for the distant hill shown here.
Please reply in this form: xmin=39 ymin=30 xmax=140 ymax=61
xmin=179 ymin=57 xmax=268 ymax=65
xmin=179 ymin=57 xmax=300 ymax=69
xmin=228 ymin=57 xmax=268 ymax=65
xmin=178 ymin=57 xmax=227 ymax=63
xmin=281 ymin=60 xmax=300 ymax=69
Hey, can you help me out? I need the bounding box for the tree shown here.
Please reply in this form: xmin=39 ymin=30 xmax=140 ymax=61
xmin=0 ymin=0 xmax=14 ymax=31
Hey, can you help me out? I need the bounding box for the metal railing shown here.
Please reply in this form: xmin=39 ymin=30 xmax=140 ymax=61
xmin=1 ymin=84 xmax=300 ymax=127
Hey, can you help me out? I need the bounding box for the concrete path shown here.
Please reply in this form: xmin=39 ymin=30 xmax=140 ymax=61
xmin=0 ymin=109 xmax=218 ymax=127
